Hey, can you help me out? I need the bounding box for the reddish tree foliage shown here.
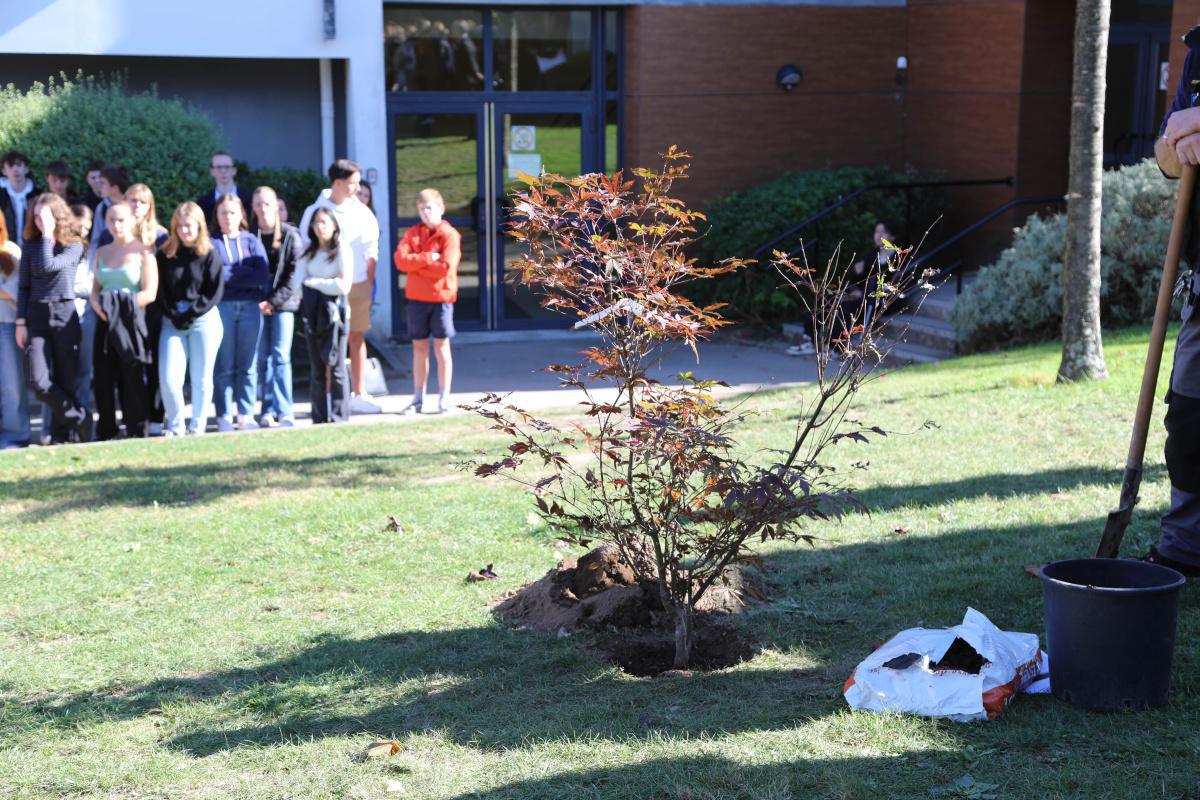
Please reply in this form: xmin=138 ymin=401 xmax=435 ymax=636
xmin=465 ymin=149 xmax=932 ymax=669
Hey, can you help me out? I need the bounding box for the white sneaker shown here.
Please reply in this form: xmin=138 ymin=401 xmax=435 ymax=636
xmin=238 ymin=415 xmax=259 ymax=431
xmin=280 ymin=417 xmax=295 ymax=428
xmin=349 ymin=394 xmax=382 ymax=415
xmin=148 ymin=422 xmax=164 ymax=436
xmin=216 ymin=417 xmax=234 ymax=433
xmin=258 ymin=413 xmax=276 ymax=428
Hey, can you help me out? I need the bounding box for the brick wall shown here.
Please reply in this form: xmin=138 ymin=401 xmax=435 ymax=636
xmin=623 ymin=5 xmax=908 ymax=208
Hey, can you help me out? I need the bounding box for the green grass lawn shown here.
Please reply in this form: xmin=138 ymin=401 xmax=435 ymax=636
xmin=2 ymin=328 xmax=1198 ymax=799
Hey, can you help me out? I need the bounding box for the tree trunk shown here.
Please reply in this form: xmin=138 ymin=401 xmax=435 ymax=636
xmin=1059 ymin=0 xmax=1111 ymax=383
xmin=673 ymin=603 xmax=693 ymax=670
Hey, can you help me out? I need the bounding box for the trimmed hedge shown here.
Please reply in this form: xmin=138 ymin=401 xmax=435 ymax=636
xmin=0 ymin=72 xmax=327 ymax=226
xmin=692 ymin=166 xmax=941 ymax=326
xmin=0 ymin=72 xmax=218 ymax=216
xmin=948 ymin=159 xmax=1173 ymax=352
xmin=237 ymin=163 xmax=328 ymax=225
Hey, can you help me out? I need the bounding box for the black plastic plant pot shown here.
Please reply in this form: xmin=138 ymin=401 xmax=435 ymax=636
xmin=1040 ymin=558 xmax=1186 ymax=711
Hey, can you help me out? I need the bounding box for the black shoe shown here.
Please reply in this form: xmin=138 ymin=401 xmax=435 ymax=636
xmin=1140 ymin=547 xmax=1200 ymax=578
xmin=74 ymin=414 xmax=94 ymax=444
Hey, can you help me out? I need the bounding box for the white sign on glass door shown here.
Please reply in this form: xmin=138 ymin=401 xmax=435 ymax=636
xmin=511 ymin=125 xmax=537 ymax=152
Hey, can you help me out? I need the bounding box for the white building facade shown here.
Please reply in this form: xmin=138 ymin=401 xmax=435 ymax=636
xmin=0 ymin=0 xmax=624 ymax=337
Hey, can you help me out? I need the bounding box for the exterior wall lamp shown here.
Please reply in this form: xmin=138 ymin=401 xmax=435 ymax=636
xmin=776 ymin=64 xmax=803 ymax=92
xmin=896 ymin=56 xmax=908 ymax=85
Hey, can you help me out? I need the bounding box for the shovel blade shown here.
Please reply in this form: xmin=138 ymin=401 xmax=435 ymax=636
xmin=1096 ymin=506 xmax=1133 ymax=558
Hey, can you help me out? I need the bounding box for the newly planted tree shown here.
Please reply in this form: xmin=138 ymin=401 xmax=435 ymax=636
xmin=467 ymin=150 xmax=930 ymax=669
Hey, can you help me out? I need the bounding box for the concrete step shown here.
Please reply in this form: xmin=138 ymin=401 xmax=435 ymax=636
xmin=879 ymin=339 xmax=950 ymax=366
xmin=881 ymin=313 xmax=957 ymax=353
xmin=912 ymin=294 xmax=955 ymax=322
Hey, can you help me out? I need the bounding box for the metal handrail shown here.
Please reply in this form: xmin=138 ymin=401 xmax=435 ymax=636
xmin=912 ymin=195 xmax=1065 ymax=293
xmin=751 ymin=176 xmax=1016 ymax=261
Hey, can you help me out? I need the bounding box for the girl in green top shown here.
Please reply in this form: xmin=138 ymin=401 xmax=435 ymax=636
xmin=89 ymin=202 xmax=158 ymax=439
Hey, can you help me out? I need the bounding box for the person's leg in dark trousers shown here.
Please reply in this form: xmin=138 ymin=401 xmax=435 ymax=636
xmin=24 ymin=301 xmax=84 ymax=443
xmin=1159 ymin=392 xmax=1200 ymax=567
xmin=117 ymin=354 xmax=150 ymax=437
xmin=143 ymin=304 xmax=164 ymax=429
xmin=303 ymin=312 xmax=329 ymax=424
xmin=328 ymin=305 xmax=350 ymax=422
xmin=92 ymin=315 xmax=120 ymax=441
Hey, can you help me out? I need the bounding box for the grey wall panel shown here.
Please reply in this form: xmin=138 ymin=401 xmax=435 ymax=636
xmin=0 ymin=55 xmax=323 ymax=172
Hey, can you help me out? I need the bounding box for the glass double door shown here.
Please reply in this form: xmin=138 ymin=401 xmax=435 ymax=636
xmin=391 ymin=100 xmax=596 ymax=331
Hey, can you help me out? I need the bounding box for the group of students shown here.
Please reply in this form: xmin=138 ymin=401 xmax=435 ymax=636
xmin=0 ymin=149 xmax=462 ymax=447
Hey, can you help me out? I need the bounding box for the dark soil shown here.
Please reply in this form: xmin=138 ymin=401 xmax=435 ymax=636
xmin=597 ymin=622 xmax=756 ymax=677
xmin=493 ymin=543 xmax=763 ymax=676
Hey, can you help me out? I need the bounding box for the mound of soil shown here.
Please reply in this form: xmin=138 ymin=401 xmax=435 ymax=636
xmin=493 ymin=543 xmax=765 ymax=675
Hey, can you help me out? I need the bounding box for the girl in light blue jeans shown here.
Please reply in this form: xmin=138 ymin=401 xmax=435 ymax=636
xmin=155 ymin=202 xmax=226 ymax=435
xmin=211 ymin=195 xmax=269 ymax=431
xmin=0 ymin=217 xmax=29 ymax=448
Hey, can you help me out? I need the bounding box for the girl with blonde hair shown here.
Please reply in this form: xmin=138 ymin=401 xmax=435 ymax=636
xmin=157 ymin=202 xmax=225 ymax=435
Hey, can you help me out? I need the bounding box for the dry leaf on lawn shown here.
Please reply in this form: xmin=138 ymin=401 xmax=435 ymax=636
xmin=362 ymin=740 xmax=400 ymax=759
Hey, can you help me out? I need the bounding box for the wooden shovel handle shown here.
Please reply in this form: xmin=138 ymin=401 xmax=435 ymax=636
xmin=1126 ymin=164 xmax=1196 ymax=469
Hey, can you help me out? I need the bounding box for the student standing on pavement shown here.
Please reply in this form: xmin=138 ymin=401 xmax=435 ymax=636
xmin=252 ymin=186 xmax=302 ymax=428
xmin=1 ymin=151 xmax=37 ymax=249
xmin=211 ymin=194 xmax=269 ymax=432
xmin=197 ymin=151 xmax=254 ymax=233
xmin=83 ymin=160 xmax=107 ymax=214
xmin=89 ymin=202 xmax=158 ymax=440
xmin=393 ymin=188 xmax=460 ymax=414
xmin=298 ymin=159 xmax=381 ymax=415
xmin=119 ymin=183 xmax=170 ymax=435
xmin=44 ymin=161 xmax=77 ymax=204
xmin=69 ymin=203 xmax=95 ymax=437
xmin=157 ymin=202 xmax=224 ymax=436
xmin=1148 ymin=28 xmax=1200 ymax=577
xmin=0 ymin=213 xmax=29 ymax=448
xmin=296 ymin=208 xmax=353 ymax=424
xmin=15 ymin=193 xmax=90 ymax=444
xmin=90 ymin=165 xmax=130 ymax=251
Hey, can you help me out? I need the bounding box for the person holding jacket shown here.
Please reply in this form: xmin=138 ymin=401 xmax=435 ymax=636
xmin=89 ymin=202 xmax=158 ymax=440
xmin=15 ymin=193 xmax=89 ymax=444
xmin=251 ymin=187 xmax=302 ymax=428
xmin=393 ymin=188 xmax=460 ymax=414
xmin=211 ymin=194 xmax=269 ymax=432
xmin=297 ymin=208 xmax=353 ymax=424
xmin=157 ymin=202 xmax=224 ymax=436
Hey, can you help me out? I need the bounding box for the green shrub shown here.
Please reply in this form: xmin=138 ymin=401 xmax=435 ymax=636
xmin=237 ymin=163 xmax=327 ymax=226
xmin=692 ymin=166 xmax=940 ymax=326
xmin=0 ymin=72 xmax=219 ymax=218
xmin=949 ymin=159 xmax=1173 ymax=352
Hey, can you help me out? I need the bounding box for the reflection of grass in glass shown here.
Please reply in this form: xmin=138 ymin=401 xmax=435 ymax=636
xmin=395 ymin=135 xmax=477 ymax=218
xmin=605 ymin=123 xmax=617 ymax=175
xmin=502 ymin=126 xmax=581 ymax=194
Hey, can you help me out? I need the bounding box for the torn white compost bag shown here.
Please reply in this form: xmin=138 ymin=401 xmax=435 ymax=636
xmin=843 ymin=607 xmax=1045 ymax=722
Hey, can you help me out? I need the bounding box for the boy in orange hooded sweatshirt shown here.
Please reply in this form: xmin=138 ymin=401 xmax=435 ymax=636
xmin=393 ymin=188 xmax=460 ymax=413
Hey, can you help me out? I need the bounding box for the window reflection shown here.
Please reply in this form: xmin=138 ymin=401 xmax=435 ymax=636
xmin=384 ymin=9 xmax=484 ymax=91
xmin=494 ymin=10 xmax=592 ymax=92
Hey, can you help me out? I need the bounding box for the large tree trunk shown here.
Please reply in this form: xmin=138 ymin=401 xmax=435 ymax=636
xmin=1059 ymin=0 xmax=1111 ymax=383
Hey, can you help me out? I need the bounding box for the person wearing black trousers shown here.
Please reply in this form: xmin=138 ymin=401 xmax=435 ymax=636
xmin=15 ymin=193 xmax=90 ymax=443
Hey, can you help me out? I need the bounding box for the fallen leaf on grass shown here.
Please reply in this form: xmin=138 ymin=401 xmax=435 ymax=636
xmin=893 ymin=526 xmax=910 ymax=535
xmin=384 ymin=515 xmax=404 ymax=533
xmin=361 ymin=740 xmax=400 ymax=760
xmin=1049 ymin=492 xmax=1073 ymax=501
xmin=1023 ymin=564 xmax=1044 ymax=578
